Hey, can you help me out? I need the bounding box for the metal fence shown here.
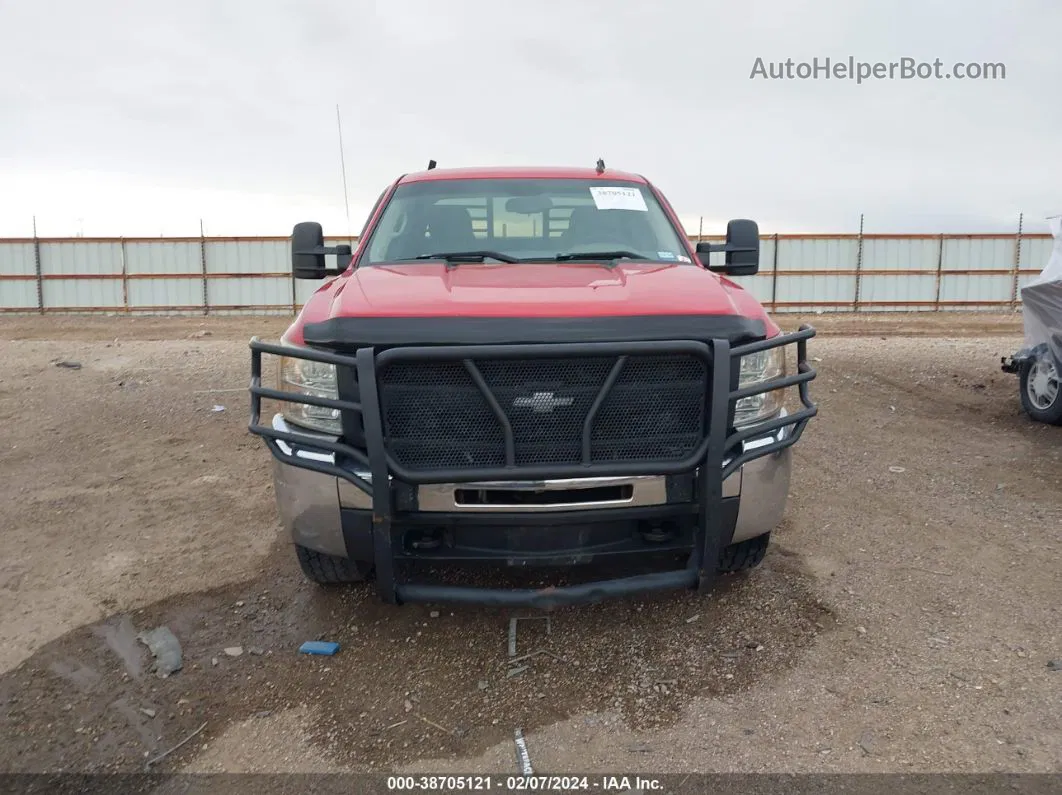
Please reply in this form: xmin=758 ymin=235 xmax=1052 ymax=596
xmin=0 ymin=228 xmax=1052 ymax=316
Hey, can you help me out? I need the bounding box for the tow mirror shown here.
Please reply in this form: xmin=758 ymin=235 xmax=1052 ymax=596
xmin=292 ymin=221 xmax=352 ymax=279
xmin=695 ymin=219 xmax=760 ymax=276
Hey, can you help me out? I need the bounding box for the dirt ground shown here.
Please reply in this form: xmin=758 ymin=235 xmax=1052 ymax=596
xmin=1 ymin=311 xmax=1060 ymax=778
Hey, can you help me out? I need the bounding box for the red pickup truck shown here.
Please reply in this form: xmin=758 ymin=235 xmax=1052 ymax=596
xmin=248 ymin=164 xmax=818 ymax=608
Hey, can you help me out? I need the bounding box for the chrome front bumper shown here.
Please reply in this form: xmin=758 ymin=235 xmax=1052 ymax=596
xmin=271 ymin=412 xmax=793 ymax=559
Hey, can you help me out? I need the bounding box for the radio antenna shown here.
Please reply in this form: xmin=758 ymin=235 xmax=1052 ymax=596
xmin=336 ymin=104 xmax=352 ymax=246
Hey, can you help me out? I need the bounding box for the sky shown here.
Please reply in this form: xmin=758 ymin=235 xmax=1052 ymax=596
xmin=0 ymin=0 xmax=1059 ymax=238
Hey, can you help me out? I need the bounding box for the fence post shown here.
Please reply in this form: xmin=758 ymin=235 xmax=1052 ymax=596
xmin=1009 ymin=212 xmax=1023 ymax=311
xmin=120 ymin=236 xmax=129 ymax=312
xmin=933 ymin=233 xmax=944 ymax=311
xmin=290 ymin=232 xmax=298 ymax=316
xmin=770 ymin=232 xmax=780 ymax=311
xmin=852 ymin=213 xmax=864 ymax=312
xmin=32 ymin=216 xmax=43 ymax=315
xmin=698 ymin=216 xmax=703 ymax=243
xmin=199 ymin=219 xmax=209 ymax=315
xmin=290 ymin=269 xmax=298 ymax=316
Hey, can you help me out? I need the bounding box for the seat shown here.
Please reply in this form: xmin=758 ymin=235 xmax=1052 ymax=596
xmin=560 ymin=206 xmax=615 ymax=249
xmin=424 ymin=205 xmax=478 ymax=252
xmin=384 ymin=205 xmax=478 ymax=260
xmin=559 ymin=206 xmax=656 ymax=252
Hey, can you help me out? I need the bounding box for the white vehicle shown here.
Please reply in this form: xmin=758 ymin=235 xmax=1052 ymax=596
xmin=1001 ymin=215 xmax=1062 ymax=425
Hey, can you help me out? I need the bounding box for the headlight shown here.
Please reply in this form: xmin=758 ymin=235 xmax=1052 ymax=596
xmin=734 ymin=346 xmax=785 ymax=427
xmin=277 ymin=345 xmax=342 ymax=435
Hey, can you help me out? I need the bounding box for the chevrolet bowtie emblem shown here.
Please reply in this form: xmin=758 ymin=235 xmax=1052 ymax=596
xmin=512 ymin=391 xmax=575 ymax=413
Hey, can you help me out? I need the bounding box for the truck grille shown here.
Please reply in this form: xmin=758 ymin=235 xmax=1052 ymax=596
xmin=376 ymin=354 xmax=709 ymax=472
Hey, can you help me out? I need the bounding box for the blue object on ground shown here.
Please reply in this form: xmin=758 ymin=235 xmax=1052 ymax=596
xmin=299 ymin=641 xmax=340 ymax=656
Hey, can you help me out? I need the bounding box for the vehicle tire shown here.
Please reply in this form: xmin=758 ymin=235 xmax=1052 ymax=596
xmin=294 ymin=544 xmax=372 ymax=585
xmin=718 ymin=532 xmax=770 ymax=573
xmin=1019 ymin=355 xmax=1062 ymax=425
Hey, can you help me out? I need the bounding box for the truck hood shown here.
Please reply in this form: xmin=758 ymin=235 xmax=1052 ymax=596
xmin=326 ymin=262 xmax=746 ymax=318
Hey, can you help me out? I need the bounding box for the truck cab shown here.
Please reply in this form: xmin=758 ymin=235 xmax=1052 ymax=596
xmin=248 ymin=165 xmax=818 ymax=608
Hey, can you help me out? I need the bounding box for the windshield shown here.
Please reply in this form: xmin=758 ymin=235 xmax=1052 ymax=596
xmin=360 ymin=178 xmax=692 ymax=265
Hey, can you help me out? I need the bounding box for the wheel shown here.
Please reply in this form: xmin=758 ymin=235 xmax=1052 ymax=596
xmin=718 ymin=532 xmax=770 ymax=573
xmin=294 ymin=544 xmax=372 ymax=585
xmin=1019 ymin=355 xmax=1062 ymax=425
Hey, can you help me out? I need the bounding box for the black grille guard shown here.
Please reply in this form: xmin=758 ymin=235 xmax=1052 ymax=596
xmin=248 ymin=325 xmax=818 ymax=606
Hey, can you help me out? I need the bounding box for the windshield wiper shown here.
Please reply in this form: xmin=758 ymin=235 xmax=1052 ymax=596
xmin=553 ymin=250 xmax=648 ymax=265
xmin=401 ymin=251 xmax=521 ymax=266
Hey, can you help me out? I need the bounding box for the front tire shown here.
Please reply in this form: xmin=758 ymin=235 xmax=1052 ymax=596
xmin=718 ymin=532 xmax=770 ymax=573
xmin=295 ymin=544 xmax=372 ymax=585
xmin=1019 ymin=355 xmax=1062 ymax=425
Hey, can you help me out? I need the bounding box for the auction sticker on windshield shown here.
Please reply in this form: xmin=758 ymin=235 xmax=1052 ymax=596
xmin=589 ymin=186 xmax=648 ymax=211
